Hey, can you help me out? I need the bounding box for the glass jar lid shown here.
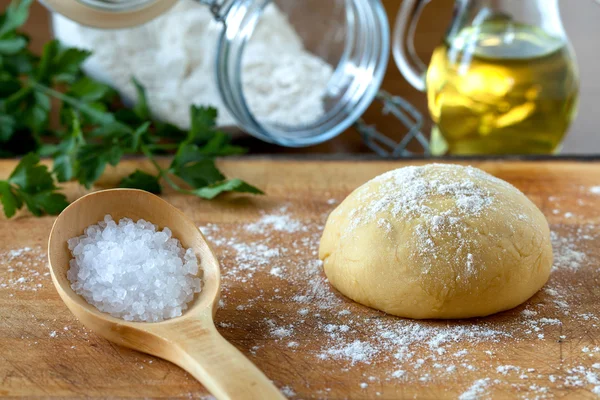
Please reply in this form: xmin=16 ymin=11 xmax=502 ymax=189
xmin=43 ymin=0 xmax=390 ymax=147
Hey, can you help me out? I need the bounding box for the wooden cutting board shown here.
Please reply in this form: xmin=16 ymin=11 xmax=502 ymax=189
xmin=1 ymin=158 xmax=599 ymax=399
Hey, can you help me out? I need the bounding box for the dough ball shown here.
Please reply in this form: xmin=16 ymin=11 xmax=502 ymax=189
xmin=319 ymin=164 xmax=552 ymax=319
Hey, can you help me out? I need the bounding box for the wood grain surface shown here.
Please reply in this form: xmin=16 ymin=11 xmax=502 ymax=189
xmin=1 ymin=158 xmax=600 ymax=399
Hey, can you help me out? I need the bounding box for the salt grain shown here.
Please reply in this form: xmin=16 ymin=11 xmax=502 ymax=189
xmin=67 ymin=215 xmax=201 ymax=322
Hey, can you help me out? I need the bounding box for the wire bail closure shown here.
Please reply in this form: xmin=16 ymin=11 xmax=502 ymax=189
xmin=197 ymin=0 xmax=236 ymax=21
xmin=355 ymin=91 xmax=430 ymax=157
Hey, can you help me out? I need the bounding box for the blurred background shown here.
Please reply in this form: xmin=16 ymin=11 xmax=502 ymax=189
xmin=6 ymin=0 xmax=600 ymax=155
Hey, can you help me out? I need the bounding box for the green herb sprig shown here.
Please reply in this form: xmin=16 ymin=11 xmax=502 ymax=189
xmin=0 ymin=0 xmax=262 ymax=218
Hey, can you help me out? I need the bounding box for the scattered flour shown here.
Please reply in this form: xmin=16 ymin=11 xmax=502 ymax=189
xmin=391 ymin=369 xmax=406 ymax=379
xmin=280 ymin=386 xmax=296 ymax=398
xmin=0 ymin=246 xmax=48 ymax=292
xmin=459 ymin=378 xmax=491 ymax=400
xmin=550 ymin=228 xmax=591 ymax=270
xmin=497 ymin=365 xmax=521 ymax=375
xmin=246 ymin=207 xmax=305 ymax=234
xmin=271 ymin=327 xmax=293 ymax=339
xmin=322 ymin=340 xmax=378 ymax=365
xmin=346 ymin=165 xmax=501 ymax=236
xmin=197 ymin=201 xmax=600 ymax=398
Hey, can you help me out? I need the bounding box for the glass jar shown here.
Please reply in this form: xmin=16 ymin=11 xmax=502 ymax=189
xmin=393 ymin=0 xmax=579 ymax=155
xmin=41 ymin=0 xmax=390 ymax=147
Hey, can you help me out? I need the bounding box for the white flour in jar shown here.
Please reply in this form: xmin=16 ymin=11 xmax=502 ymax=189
xmin=52 ymin=1 xmax=334 ymax=128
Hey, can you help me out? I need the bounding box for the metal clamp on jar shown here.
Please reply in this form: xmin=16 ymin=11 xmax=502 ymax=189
xmin=40 ymin=0 xmax=390 ymax=148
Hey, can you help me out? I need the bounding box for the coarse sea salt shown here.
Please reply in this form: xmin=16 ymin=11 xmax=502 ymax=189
xmin=67 ymin=215 xmax=201 ymax=322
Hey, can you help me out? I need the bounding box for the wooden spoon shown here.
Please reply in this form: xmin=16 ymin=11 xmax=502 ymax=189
xmin=47 ymin=189 xmax=284 ymax=400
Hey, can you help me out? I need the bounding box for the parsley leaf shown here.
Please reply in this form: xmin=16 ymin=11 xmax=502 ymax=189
xmin=0 ymin=153 xmax=68 ymax=217
xmin=77 ymin=144 xmax=124 ymax=188
xmin=21 ymin=90 xmax=50 ymax=133
xmin=51 ymin=111 xmax=85 ymax=182
xmin=0 ymin=113 xmax=16 ymax=141
xmin=36 ymin=40 xmax=90 ymax=84
xmin=0 ymin=0 xmax=33 ymax=37
xmin=188 ymin=106 xmax=219 ymax=144
xmin=194 ymin=131 xmax=247 ymax=156
xmin=0 ymin=74 xmax=21 ymax=97
xmin=66 ymin=77 xmax=115 ymax=103
xmin=0 ymin=0 xmax=263 ymax=218
xmin=0 ymin=35 xmax=27 ymax=55
xmin=132 ymin=77 xmax=150 ymax=120
xmin=0 ymin=180 xmax=21 ymax=218
xmin=120 ymin=170 xmax=161 ymax=194
xmin=191 ymin=179 xmax=263 ymax=200
xmin=10 ymin=152 xmax=56 ymax=191
xmin=1 ymin=50 xmax=36 ymax=75
xmin=172 ymin=157 xmax=225 ymax=188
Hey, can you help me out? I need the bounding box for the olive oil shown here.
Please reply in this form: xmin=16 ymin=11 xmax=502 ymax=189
xmin=426 ymin=21 xmax=579 ymax=155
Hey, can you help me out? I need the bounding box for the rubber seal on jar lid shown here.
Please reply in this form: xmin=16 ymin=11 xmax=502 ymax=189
xmin=41 ymin=0 xmax=178 ymax=29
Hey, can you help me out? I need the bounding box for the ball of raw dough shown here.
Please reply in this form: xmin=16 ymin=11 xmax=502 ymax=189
xmin=319 ymin=164 xmax=552 ymax=319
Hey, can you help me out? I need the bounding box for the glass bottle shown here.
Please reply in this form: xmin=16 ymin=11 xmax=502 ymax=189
xmin=394 ymin=0 xmax=580 ymax=155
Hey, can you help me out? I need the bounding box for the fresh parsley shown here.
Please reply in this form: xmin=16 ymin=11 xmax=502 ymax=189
xmin=0 ymin=0 xmax=262 ymax=218
xmin=0 ymin=153 xmax=69 ymax=218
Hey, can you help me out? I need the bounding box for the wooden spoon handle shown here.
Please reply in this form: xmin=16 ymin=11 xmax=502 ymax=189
xmin=169 ymin=319 xmax=285 ymax=400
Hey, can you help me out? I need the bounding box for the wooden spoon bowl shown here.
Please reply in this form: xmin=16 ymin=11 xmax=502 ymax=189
xmin=47 ymin=189 xmax=284 ymax=400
